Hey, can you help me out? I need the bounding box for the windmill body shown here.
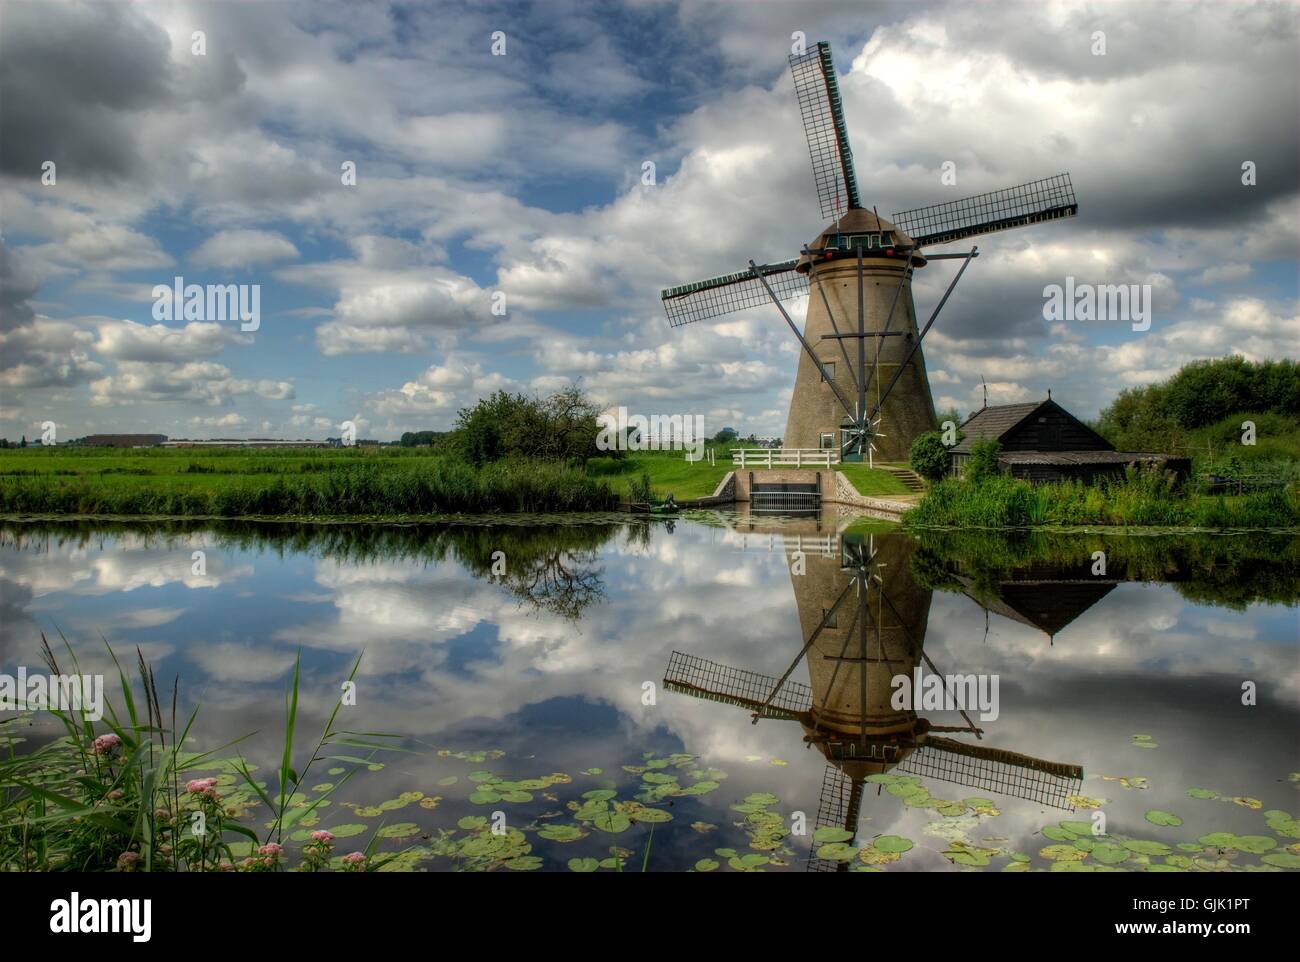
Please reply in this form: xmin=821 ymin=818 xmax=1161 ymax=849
xmin=661 ymin=42 xmax=1078 ymax=463
xmin=785 ymin=211 xmax=937 ymax=460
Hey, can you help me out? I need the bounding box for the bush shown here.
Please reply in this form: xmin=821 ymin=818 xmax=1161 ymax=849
xmin=965 ymin=439 xmax=1002 ymax=484
xmin=909 ymin=432 xmax=949 ymax=481
xmin=451 ymin=384 xmax=606 ymax=466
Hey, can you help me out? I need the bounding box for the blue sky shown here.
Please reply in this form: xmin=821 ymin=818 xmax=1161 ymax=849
xmin=1 ymin=0 xmax=1297 ymax=441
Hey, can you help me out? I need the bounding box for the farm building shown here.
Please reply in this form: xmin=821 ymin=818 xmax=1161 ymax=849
xmin=80 ymin=434 xmax=168 ymax=448
xmin=948 ymin=399 xmax=1190 ymax=485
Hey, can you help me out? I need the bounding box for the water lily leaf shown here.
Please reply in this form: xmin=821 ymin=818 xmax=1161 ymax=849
xmin=691 ymin=821 xmax=717 ymax=833
xmin=467 ymin=771 xmax=499 ymax=783
xmin=729 ymin=853 xmax=771 ymax=871
xmin=1145 ymin=810 xmax=1183 ymax=827
xmin=312 ymin=783 xmax=334 ymax=793
xmin=538 ymin=824 xmax=586 ymax=842
xmin=502 ymin=855 xmax=543 ymax=871
xmin=816 ymin=842 xmax=857 ymax=862
xmin=1039 ymin=844 xmax=1087 ymax=862
xmin=580 ymin=768 xmax=602 ymax=775
xmin=1231 ymin=796 xmax=1263 ymax=810
xmin=1042 ymin=826 xmax=1076 ymax=842
xmin=592 ymin=811 xmax=631 ymax=833
xmin=327 ymin=767 xmax=344 ymax=776
xmin=694 ymin=858 xmax=719 ymax=872
xmin=1123 ymin=839 xmax=1171 ymax=856
xmin=641 ymin=772 xmax=677 ymax=785
xmin=419 ymin=796 xmax=442 ymax=810
xmin=1090 ymin=843 xmax=1129 ymax=865
xmin=567 ymin=857 xmax=599 ymax=872
xmin=326 ymin=823 xmax=368 ymax=838
xmin=873 ymin=835 xmax=913 ymax=853
xmin=377 ymin=822 xmax=420 ymax=839
xmin=469 ymin=789 xmax=502 ymax=805
xmin=1186 ymin=787 xmax=1219 ymax=799
xmin=1262 ymin=852 xmax=1300 ymax=868
xmin=582 ymin=789 xmax=617 ymax=802
xmin=813 ymin=827 xmax=854 ymax=844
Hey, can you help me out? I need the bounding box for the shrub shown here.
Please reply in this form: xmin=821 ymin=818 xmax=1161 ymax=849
xmin=909 ymin=431 xmax=950 ymax=482
xmin=965 ymin=439 xmax=1002 ymax=484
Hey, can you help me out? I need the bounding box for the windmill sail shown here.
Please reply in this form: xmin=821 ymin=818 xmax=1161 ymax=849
xmin=892 ymin=173 xmax=1078 ymax=248
xmin=660 ymin=259 xmax=807 ymax=327
xmin=895 ymin=736 xmax=1083 ymax=810
xmin=789 ymin=42 xmax=861 ymax=220
xmin=663 ymin=650 xmax=811 ymax=719
xmin=808 ymin=765 xmax=861 ymax=872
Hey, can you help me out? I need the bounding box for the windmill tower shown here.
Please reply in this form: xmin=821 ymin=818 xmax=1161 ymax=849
xmin=661 ymin=42 xmax=1079 ymax=463
xmin=664 ymin=530 xmax=1082 ymax=870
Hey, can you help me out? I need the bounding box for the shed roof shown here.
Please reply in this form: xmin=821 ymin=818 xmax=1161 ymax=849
xmin=949 ymin=402 xmax=1045 ymax=454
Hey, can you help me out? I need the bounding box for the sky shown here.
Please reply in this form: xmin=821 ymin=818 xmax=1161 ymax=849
xmin=1 ymin=0 xmax=1297 ymax=442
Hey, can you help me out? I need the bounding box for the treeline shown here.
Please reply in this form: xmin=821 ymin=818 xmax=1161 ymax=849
xmin=1093 ymin=356 xmax=1300 ymax=454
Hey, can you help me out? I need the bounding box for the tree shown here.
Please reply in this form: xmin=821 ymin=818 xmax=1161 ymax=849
xmin=909 ymin=431 xmax=949 ymax=481
xmin=965 ymin=439 xmax=1001 ymax=484
xmin=451 ymin=383 xmax=606 ymax=466
xmin=713 ymin=427 xmax=738 ymax=443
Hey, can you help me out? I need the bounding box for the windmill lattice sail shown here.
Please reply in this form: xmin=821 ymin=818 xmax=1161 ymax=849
xmin=892 ymin=173 xmax=1078 ymax=248
xmin=789 ymin=42 xmax=861 ymax=221
xmin=663 ymin=650 xmax=811 ymax=719
xmin=895 ymin=737 xmax=1083 ymax=810
xmin=660 ymin=260 xmax=807 ymax=327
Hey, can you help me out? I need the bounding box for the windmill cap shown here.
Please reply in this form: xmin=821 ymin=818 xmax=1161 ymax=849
xmin=799 ymin=207 xmax=924 ymax=271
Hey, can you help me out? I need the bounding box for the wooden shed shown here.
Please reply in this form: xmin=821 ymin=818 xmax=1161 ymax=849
xmin=948 ymin=399 xmax=1190 ymax=485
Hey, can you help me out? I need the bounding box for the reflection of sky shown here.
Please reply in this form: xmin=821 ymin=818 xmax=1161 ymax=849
xmin=1 ymin=520 xmax=1296 ymax=872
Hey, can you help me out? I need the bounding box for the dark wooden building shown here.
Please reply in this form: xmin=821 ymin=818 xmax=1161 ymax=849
xmin=948 ymin=399 xmax=1190 ymax=484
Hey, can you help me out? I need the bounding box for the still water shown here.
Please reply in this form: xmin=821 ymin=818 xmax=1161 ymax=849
xmin=2 ymin=514 xmax=1298 ymax=872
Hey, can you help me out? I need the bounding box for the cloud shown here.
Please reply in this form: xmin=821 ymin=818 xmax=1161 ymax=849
xmin=189 ymin=229 xmax=299 ymax=269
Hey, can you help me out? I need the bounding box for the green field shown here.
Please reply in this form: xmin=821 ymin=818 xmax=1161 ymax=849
xmin=0 ymin=447 xmax=618 ymax=516
xmin=588 ymin=449 xmax=912 ymax=500
xmin=0 ymin=445 xmax=913 ymax=517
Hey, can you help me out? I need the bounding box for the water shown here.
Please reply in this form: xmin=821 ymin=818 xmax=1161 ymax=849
xmin=2 ymin=514 xmax=1297 ymax=872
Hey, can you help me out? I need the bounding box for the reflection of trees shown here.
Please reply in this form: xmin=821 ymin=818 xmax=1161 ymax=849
xmin=911 ymin=529 xmax=1300 ymax=609
xmin=0 ymin=519 xmax=633 ymax=620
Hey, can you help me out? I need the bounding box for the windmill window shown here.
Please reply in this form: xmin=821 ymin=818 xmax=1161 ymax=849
xmin=822 ymin=607 xmax=839 ymax=629
xmin=821 ymin=361 xmax=835 ymax=382
xmin=819 ymin=433 xmax=835 ymax=450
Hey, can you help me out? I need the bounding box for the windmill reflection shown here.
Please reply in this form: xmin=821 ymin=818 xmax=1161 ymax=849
xmin=664 ymin=527 xmax=1083 ymax=870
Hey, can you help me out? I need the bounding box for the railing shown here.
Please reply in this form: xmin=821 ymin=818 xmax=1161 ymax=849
xmin=732 ymin=448 xmax=839 ymax=468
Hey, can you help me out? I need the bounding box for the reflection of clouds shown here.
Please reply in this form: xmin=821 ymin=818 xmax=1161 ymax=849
xmin=3 ymin=522 xmax=1296 ymax=867
xmin=188 ymin=642 xmax=299 ymax=684
xmin=0 ymin=532 xmax=250 ymax=597
xmin=929 ymin=586 xmax=1300 ymax=705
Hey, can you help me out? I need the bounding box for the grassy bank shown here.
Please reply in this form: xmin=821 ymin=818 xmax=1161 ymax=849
xmin=0 ymin=448 xmax=616 ymax=516
xmin=588 ymin=449 xmax=911 ymax=500
xmin=906 ymin=472 xmax=1300 ymax=530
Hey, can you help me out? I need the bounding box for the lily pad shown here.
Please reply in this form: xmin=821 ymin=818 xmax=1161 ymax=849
xmin=1145 ymin=810 xmax=1183 ymax=827
xmin=567 ymin=857 xmax=599 ymax=872
xmin=694 ymin=858 xmax=719 ymax=872
xmin=873 ymin=835 xmax=914 ymax=853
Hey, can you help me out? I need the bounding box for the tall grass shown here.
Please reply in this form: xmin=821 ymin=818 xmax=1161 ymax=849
xmin=0 ymin=456 xmax=617 ymax=517
xmin=907 ymin=468 xmax=1299 ymax=529
xmin=0 ymin=637 xmax=399 ymax=871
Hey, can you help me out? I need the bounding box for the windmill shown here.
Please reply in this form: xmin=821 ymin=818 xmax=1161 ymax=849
xmin=660 ymin=42 xmax=1079 ymax=462
xmin=663 ymin=531 xmax=1082 ymax=870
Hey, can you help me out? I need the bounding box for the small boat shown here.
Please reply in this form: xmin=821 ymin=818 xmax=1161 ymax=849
xmin=649 ymin=494 xmax=679 ymax=514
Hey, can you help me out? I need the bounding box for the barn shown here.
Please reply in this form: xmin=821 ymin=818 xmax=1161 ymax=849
xmin=947 ymin=399 xmax=1191 ymax=485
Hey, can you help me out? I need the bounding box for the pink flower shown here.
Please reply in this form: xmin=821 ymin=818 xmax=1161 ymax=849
xmin=309 ymin=830 xmax=335 ymax=843
xmin=342 ymin=851 xmax=367 ymax=867
xmin=258 ymin=842 xmax=284 ymax=858
xmin=185 ymin=777 xmax=220 ymax=799
xmin=92 ymin=733 xmax=121 ymax=756
xmin=106 ymin=789 xmax=124 ymax=800
xmin=115 ymin=851 xmax=141 ymax=871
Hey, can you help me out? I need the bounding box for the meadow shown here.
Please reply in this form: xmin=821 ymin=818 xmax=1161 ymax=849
xmin=0 ymin=444 xmax=910 ymax=516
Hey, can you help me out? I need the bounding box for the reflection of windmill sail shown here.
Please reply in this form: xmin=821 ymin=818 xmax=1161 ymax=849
xmin=663 ymin=529 xmax=1084 ymax=870
xmin=897 ymin=738 xmax=1082 ymax=809
xmin=663 ymin=650 xmax=809 ymax=720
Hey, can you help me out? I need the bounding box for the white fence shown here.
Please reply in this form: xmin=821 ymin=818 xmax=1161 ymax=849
xmin=731 ymin=448 xmax=839 ymax=468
